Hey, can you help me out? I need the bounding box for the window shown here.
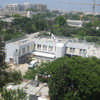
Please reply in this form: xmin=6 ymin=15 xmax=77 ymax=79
xmin=43 ymin=45 xmax=47 ymax=51
xmin=83 ymin=49 xmax=86 ymax=53
xmin=49 ymin=46 xmax=53 ymax=51
xmin=27 ymin=45 xmax=29 ymax=52
xmin=83 ymin=49 xmax=86 ymax=57
xmin=22 ymin=47 xmax=25 ymax=54
xmin=19 ymin=49 xmax=21 ymax=55
xmin=34 ymin=44 xmax=36 ymax=49
xmin=70 ymin=48 xmax=73 ymax=52
xmin=79 ymin=49 xmax=82 ymax=54
xmin=73 ymin=48 xmax=75 ymax=52
xmin=15 ymin=49 xmax=18 ymax=55
xmin=37 ymin=44 xmax=41 ymax=50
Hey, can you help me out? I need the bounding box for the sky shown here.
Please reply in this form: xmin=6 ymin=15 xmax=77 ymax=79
xmin=0 ymin=0 xmax=100 ymax=13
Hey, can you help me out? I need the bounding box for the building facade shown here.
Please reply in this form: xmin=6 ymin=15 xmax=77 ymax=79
xmin=5 ymin=4 xmax=24 ymax=12
xmin=5 ymin=32 xmax=100 ymax=64
xmin=0 ymin=3 xmax=47 ymax=17
xmin=67 ymin=19 xmax=89 ymax=27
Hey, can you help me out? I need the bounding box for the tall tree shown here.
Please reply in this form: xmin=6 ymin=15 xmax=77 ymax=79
xmin=55 ymin=16 xmax=66 ymax=26
xmin=0 ymin=37 xmax=5 ymax=68
xmin=38 ymin=56 xmax=100 ymax=100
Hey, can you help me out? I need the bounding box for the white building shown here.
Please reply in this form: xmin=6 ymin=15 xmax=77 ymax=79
xmin=5 ymin=38 xmax=34 ymax=64
xmin=67 ymin=19 xmax=89 ymax=27
xmin=5 ymin=32 xmax=100 ymax=64
xmin=27 ymin=11 xmax=33 ymax=18
xmin=6 ymin=80 xmax=50 ymax=100
xmin=0 ymin=17 xmax=14 ymax=22
xmin=5 ymin=4 xmax=24 ymax=12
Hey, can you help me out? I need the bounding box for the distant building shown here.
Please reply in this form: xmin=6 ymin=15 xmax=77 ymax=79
xmin=5 ymin=4 xmax=24 ymax=12
xmin=34 ymin=4 xmax=47 ymax=11
xmin=27 ymin=11 xmax=33 ymax=18
xmin=23 ymin=3 xmax=47 ymax=11
xmin=0 ymin=17 xmax=14 ymax=22
xmin=67 ymin=19 xmax=89 ymax=27
xmin=5 ymin=32 xmax=100 ymax=65
xmin=24 ymin=2 xmax=31 ymax=10
xmin=0 ymin=3 xmax=48 ymax=17
xmin=0 ymin=7 xmax=3 ymax=11
xmin=85 ymin=12 xmax=100 ymax=16
xmin=67 ymin=19 xmax=83 ymax=27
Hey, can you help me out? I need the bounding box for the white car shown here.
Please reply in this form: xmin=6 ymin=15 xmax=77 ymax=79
xmin=28 ymin=60 xmax=37 ymax=68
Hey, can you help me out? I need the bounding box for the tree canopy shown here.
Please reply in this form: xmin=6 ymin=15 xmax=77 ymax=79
xmin=55 ymin=16 xmax=66 ymax=26
xmin=38 ymin=56 xmax=100 ymax=100
xmin=0 ymin=13 xmax=100 ymax=43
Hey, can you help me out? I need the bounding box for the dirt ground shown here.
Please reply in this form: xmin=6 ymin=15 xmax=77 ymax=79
xmin=6 ymin=63 xmax=29 ymax=76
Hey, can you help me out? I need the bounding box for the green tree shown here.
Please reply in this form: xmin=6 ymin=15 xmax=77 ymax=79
xmin=55 ymin=16 xmax=66 ymax=26
xmin=1 ymin=88 xmax=26 ymax=100
xmin=38 ymin=56 xmax=100 ymax=100
xmin=0 ymin=37 xmax=5 ymax=68
xmin=24 ymin=68 xmax=37 ymax=80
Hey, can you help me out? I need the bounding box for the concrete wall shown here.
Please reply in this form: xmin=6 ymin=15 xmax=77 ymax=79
xmin=5 ymin=43 xmax=19 ymax=64
xmin=66 ymin=47 xmax=87 ymax=57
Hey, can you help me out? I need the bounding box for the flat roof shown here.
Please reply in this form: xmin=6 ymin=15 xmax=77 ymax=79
xmin=7 ymin=81 xmax=49 ymax=96
xmin=5 ymin=32 xmax=97 ymax=49
xmin=66 ymin=42 xmax=90 ymax=49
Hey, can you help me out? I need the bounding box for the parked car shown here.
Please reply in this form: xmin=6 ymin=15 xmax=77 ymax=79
xmin=28 ymin=60 xmax=37 ymax=68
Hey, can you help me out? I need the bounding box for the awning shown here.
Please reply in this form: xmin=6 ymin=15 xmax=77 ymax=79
xmin=32 ymin=51 xmax=55 ymax=59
